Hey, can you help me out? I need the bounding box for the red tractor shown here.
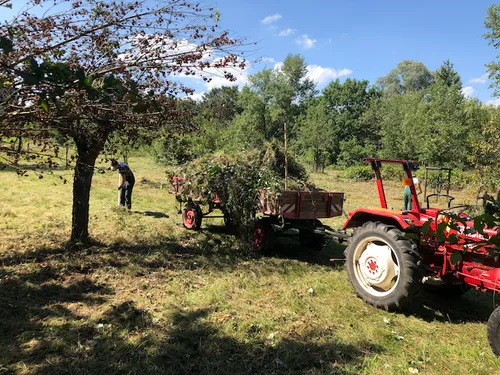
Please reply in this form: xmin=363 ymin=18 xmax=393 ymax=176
xmin=342 ymin=159 xmax=500 ymax=355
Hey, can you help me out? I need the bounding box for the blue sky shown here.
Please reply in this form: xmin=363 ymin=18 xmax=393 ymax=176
xmin=2 ymin=1 xmax=498 ymax=103
xmin=205 ymin=0 xmax=499 ymax=104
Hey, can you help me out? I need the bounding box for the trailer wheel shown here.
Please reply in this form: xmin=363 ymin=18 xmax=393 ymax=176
xmin=488 ymin=305 xmax=500 ymax=356
xmin=344 ymin=222 xmax=422 ymax=311
xmin=299 ymin=231 xmax=325 ymax=251
xmin=182 ymin=203 xmax=202 ymax=230
xmin=253 ymin=220 xmax=274 ymax=253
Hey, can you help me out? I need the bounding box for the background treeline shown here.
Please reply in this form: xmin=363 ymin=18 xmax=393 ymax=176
xmin=144 ymin=55 xmax=500 ymax=191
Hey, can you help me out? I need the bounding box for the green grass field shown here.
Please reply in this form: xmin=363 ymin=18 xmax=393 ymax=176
xmin=1 ymin=156 xmax=499 ymax=374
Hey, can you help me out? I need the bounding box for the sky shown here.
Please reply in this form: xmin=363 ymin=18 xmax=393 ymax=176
xmin=1 ymin=1 xmax=498 ymax=103
xmin=203 ymin=0 xmax=499 ymax=104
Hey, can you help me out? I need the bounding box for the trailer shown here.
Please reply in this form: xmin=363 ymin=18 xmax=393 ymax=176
xmin=168 ymin=175 xmax=345 ymax=252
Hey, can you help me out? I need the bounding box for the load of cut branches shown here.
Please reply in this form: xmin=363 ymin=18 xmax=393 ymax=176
xmin=168 ymin=141 xmax=319 ymax=236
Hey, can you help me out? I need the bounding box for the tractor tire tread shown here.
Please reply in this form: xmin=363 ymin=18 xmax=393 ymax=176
xmin=344 ymin=221 xmax=422 ymax=311
xmin=487 ymin=306 xmax=500 ymax=356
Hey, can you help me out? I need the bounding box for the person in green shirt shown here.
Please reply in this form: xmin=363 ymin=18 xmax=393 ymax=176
xmin=403 ymin=177 xmax=412 ymax=210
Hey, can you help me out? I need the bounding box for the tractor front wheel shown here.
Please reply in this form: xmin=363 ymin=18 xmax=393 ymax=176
xmin=182 ymin=203 xmax=202 ymax=230
xmin=345 ymin=222 xmax=422 ymax=311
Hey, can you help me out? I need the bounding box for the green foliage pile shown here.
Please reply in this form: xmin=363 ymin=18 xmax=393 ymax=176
xmin=170 ymin=142 xmax=316 ymax=236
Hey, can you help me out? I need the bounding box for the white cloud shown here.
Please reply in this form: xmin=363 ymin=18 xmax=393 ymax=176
xmin=261 ymin=57 xmax=276 ymax=63
xmin=306 ymin=65 xmax=353 ymax=86
xmin=486 ymin=98 xmax=500 ymax=107
xmin=182 ymin=57 xmax=251 ymax=90
xmin=461 ymin=86 xmax=475 ymax=98
xmin=296 ymin=34 xmax=317 ymax=49
xmin=183 ymin=92 xmax=205 ymax=101
xmin=272 ymin=62 xmax=352 ymax=86
xmin=261 ymin=13 xmax=281 ymax=24
xmin=278 ymin=28 xmax=295 ymax=37
xmin=470 ymin=73 xmax=489 ymax=84
xmin=205 ymin=69 xmax=249 ymax=90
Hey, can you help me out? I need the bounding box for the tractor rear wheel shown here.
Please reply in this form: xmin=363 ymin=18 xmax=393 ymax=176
xmin=345 ymin=222 xmax=422 ymax=311
xmin=487 ymin=305 xmax=500 ymax=356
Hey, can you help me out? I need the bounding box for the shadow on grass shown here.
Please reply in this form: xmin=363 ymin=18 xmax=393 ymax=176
xmin=27 ymin=305 xmax=383 ymax=375
xmin=266 ymin=235 xmax=347 ymax=269
xmin=408 ymin=288 xmax=495 ymax=324
xmin=0 ymin=231 xmax=379 ymax=374
xmin=1 ymin=228 xmax=494 ymax=373
xmin=0 ymin=234 xmax=251 ymax=274
xmin=131 ymin=210 xmax=169 ymax=219
xmin=0 ymin=265 xmax=113 ymax=374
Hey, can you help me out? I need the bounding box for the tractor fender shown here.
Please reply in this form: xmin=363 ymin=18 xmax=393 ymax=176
xmin=342 ymin=208 xmax=411 ymax=231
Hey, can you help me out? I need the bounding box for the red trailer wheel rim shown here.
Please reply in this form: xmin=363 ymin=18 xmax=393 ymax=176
xmin=253 ymin=225 xmax=265 ymax=249
xmin=184 ymin=208 xmax=195 ymax=228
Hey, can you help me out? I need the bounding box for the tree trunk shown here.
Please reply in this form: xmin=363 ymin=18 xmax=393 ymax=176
xmin=313 ymin=150 xmax=320 ymax=172
xmin=70 ymin=137 xmax=103 ymax=243
xmin=17 ymin=136 xmax=22 ymax=155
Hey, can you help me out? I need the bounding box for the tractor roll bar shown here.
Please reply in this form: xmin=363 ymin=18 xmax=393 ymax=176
xmin=363 ymin=158 xmax=421 ymax=211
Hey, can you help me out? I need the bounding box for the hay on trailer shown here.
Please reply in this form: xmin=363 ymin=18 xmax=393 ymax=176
xmin=169 ymin=142 xmax=319 ymax=235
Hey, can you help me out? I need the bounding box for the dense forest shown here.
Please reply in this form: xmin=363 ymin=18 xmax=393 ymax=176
xmin=146 ymin=55 xmax=500 ymax=192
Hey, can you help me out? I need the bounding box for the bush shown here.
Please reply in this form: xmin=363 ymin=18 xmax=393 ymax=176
xmin=338 ymin=165 xmax=373 ymax=181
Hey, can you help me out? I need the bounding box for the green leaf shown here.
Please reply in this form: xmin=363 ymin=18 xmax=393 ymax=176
xmin=421 ymin=219 xmax=432 ymax=234
xmin=403 ymin=232 xmax=420 ymax=241
xmin=19 ymin=71 xmax=39 ymax=86
xmin=447 ymin=234 xmax=459 ymax=244
xmin=0 ymin=35 xmax=13 ymax=54
xmin=450 ymin=252 xmax=462 ymax=265
xmin=133 ymin=101 xmax=149 ymax=113
xmin=28 ymin=58 xmax=39 ymax=72
xmin=40 ymin=99 xmax=49 ymax=113
xmin=436 ymin=221 xmax=449 ymax=238
xmin=474 ymin=216 xmax=485 ymax=235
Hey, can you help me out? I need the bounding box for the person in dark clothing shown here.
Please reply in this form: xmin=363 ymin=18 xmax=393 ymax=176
xmin=111 ymin=159 xmax=135 ymax=210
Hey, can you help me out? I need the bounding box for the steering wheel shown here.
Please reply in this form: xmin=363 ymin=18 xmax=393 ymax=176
xmin=426 ymin=193 xmax=455 ymax=209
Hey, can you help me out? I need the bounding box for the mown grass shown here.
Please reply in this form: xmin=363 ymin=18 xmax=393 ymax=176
xmin=1 ymin=155 xmax=499 ymax=374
